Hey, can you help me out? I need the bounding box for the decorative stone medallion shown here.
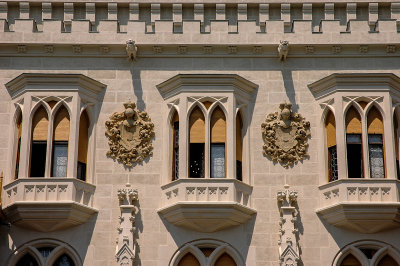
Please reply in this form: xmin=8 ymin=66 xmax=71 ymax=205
xmin=105 ymin=101 xmax=154 ymax=167
xmin=261 ymin=102 xmax=310 ymax=168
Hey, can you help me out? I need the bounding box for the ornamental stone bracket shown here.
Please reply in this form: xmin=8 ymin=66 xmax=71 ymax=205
xmin=261 ymin=102 xmax=310 ymax=168
xmin=116 ymin=184 xmax=139 ymax=266
xmin=277 ymin=185 xmax=300 ymax=266
xmin=105 ymin=101 xmax=155 ymax=167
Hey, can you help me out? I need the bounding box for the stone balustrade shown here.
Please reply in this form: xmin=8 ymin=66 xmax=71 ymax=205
xmin=2 ymin=178 xmax=97 ymax=232
xmin=317 ymin=179 xmax=400 ymax=233
xmin=158 ymin=179 xmax=256 ymax=232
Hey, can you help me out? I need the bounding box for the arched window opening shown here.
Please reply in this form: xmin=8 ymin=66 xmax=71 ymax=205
xmin=236 ymin=112 xmax=243 ymax=181
xmin=30 ymin=105 xmax=49 ymax=177
xmin=53 ymin=253 xmax=75 ymax=266
xmin=77 ymin=110 xmax=89 ymax=181
xmin=367 ymin=106 xmax=385 ymax=178
xmin=394 ymin=112 xmax=399 ymax=179
xmin=345 ymin=106 xmax=363 ymax=178
xmin=340 ymin=254 xmax=362 ymax=266
xmin=14 ymin=111 xmax=22 ymax=179
xmin=358 ymin=101 xmax=368 ymax=109
xmin=377 ymin=254 xmax=399 ymax=266
xmin=325 ymin=110 xmax=338 ymax=182
xmin=16 ymin=253 xmax=39 ymax=266
xmin=215 ymin=252 xmax=237 ymax=266
xmin=171 ymin=110 xmax=179 ymax=181
xmin=210 ymin=106 xmax=226 ymax=178
xmin=359 ymin=248 xmax=377 ymax=259
xmin=177 ymin=252 xmax=200 ymax=266
xmin=48 ymin=100 xmax=57 ymax=109
xmin=203 ymin=101 xmax=212 ymax=110
xmin=52 ymin=106 xmax=70 ymax=177
xmin=189 ymin=106 xmax=205 ymax=178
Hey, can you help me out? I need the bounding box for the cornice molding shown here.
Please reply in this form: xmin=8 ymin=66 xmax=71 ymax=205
xmin=156 ymin=74 xmax=258 ymax=99
xmin=5 ymin=73 xmax=106 ymax=99
xmin=308 ymin=73 xmax=400 ymax=99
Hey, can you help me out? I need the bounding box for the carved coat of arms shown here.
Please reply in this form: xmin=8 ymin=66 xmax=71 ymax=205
xmin=261 ymin=102 xmax=310 ymax=168
xmin=105 ymin=101 xmax=155 ymax=167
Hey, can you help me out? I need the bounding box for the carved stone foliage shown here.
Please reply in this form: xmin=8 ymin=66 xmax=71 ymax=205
xmin=116 ymin=185 xmax=139 ymax=266
xmin=261 ymin=102 xmax=310 ymax=168
xmin=105 ymin=101 xmax=154 ymax=167
xmin=277 ymin=185 xmax=300 ymax=266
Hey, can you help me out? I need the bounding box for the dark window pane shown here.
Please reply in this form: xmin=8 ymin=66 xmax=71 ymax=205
xmin=16 ymin=253 xmax=39 ymax=266
xmin=211 ymin=144 xmax=225 ymax=178
xmin=77 ymin=162 xmax=86 ymax=181
xmin=189 ymin=143 xmax=204 ymax=178
xmin=328 ymin=145 xmax=338 ymax=182
xmin=30 ymin=141 xmax=47 ymax=177
xmin=172 ymin=121 xmax=179 ymax=180
xmin=53 ymin=254 xmax=75 ymax=266
xmin=236 ymin=160 xmax=242 ymax=181
xmin=52 ymin=142 xmax=68 ymax=177
xmin=369 ymin=134 xmax=385 ymax=178
xmin=347 ymin=134 xmax=363 ymax=178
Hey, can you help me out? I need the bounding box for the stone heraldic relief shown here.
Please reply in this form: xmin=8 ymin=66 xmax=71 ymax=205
xmin=105 ymin=101 xmax=155 ymax=167
xmin=261 ymin=102 xmax=310 ymax=168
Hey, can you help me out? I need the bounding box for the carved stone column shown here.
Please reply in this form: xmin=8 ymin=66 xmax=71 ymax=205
xmin=116 ymin=184 xmax=138 ymax=266
xmin=277 ymin=185 xmax=300 ymax=266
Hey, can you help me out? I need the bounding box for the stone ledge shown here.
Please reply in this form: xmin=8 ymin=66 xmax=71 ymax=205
xmin=158 ymin=178 xmax=256 ymax=232
xmin=316 ymin=179 xmax=400 ymax=233
xmin=2 ymin=178 xmax=98 ymax=232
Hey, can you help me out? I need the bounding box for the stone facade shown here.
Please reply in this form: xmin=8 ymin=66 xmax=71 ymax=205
xmin=1 ymin=1 xmax=400 ymax=266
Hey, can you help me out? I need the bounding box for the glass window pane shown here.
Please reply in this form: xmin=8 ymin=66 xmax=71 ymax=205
xmin=211 ymin=144 xmax=225 ymax=178
xmin=328 ymin=146 xmax=338 ymax=182
xmin=52 ymin=143 xmax=68 ymax=177
xmin=368 ymin=134 xmax=383 ymax=144
xmin=37 ymin=247 xmax=54 ymax=258
xmin=53 ymin=254 xmax=75 ymax=266
xmin=346 ymin=134 xmax=361 ymax=143
xmin=16 ymin=253 xmax=39 ymax=266
xmin=189 ymin=143 xmax=204 ymax=178
xmin=369 ymin=144 xmax=385 ymax=178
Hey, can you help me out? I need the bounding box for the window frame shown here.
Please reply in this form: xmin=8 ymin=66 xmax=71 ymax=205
xmin=5 ymin=73 xmax=105 ymax=184
xmin=157 ymin=74 xmax=257 ymax=185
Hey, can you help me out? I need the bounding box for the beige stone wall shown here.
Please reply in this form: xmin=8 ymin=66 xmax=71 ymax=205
xmin=1 ymin=1 xmax=400 ymax=266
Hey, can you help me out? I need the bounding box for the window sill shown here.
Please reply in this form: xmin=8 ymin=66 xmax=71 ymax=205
xmin=158 ymin=178 xmax=256 ymax=232
xmin=316 ymin=179 xmax=400 ymax=233
xmin=2 ymin=178 xmax=97 ymax=232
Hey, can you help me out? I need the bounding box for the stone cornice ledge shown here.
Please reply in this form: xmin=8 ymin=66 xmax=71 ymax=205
xmin=308 ymin=73 xmax=400 ymax=99
xmin=5 ymin=73 xmax=106 ymax=99
xmin=156 ymin=74 xmax=258 ymax=100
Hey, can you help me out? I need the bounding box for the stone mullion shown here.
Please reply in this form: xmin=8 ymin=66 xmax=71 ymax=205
xmin=226 ymin=97 xmax=235 ymax=179
xmin=383 ymin=96 xmax=397 ymax=179
xmin=67 ymin=95 xmax=80 ymax=178
xmin=17 ymin=94 xmax=32 ymax=179
xmin=178 ymin=95 xmax=187 ymax=179
xmin=335 ymin=95 xmax=347 ymax=179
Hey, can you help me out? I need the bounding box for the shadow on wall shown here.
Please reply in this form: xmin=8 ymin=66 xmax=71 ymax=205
xmin=6 ymin=213 xmax=97 ymax=265
xmin=159 ymin=215 xmax=256 ymax=265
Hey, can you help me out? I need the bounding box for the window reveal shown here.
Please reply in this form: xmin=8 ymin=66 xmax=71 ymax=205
xmin=325 ymin=110 xmax=338 ymax=182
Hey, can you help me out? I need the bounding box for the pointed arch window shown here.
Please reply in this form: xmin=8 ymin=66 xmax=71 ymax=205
xmin=210 ymin=106 xmax=226 ymax=178
xmin=30 ymin=105 xmax=49 ymax=177
xmin=14 ymin=110 xmax=22 ymax=179
xmin=16 ymin=253 xmax=39 ymax=266
xmin=340 ymin=254 xmax=362 ymax=266
xmin=236 ymin=111 xmax=243 ymax=181
xmin=345 ymin=106 xmax=363 ymax=178
xmin=77 ymin=110 xmax=89 ymax=181
xmin=171 ymin=110 xmax=179 ymax=181
xmin=215 ymin=253 xmax=237 ymax=266
xmin=52 ymin=105 xmax=70 ymax=177
xmin=367 ymin=106 xmax=385 ymax=178
xmin=325 ymin=110 xmax=338 ymax=182
xmin=53 ymin=254 xmax=75 ymax=266
xmin=189 ymin=106 xmax=205 ymax=178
